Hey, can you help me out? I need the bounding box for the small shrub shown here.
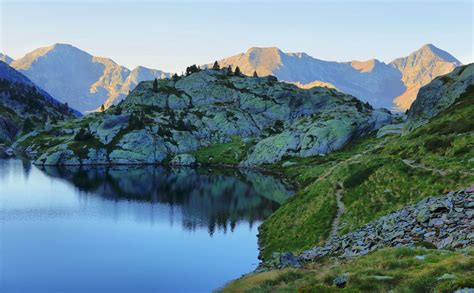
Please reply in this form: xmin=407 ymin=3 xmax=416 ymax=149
xmin=74 ymin=127 xmax=94 ymax=141
xmin=424 ymin=137 xmax=452 ymax=153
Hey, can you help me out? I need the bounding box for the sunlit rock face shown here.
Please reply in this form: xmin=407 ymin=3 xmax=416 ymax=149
xmin=405 ymin=63 xmax=473 ymax=132
xmin=211 ymin=44 xmax=461 ymax=110
xmin=10 ymin=44 xmax=169 ymax=113
xmin=38 ymin=164 xmax=293 ymax=234
xmin=391 ymin=44 xmax=462 ymax=110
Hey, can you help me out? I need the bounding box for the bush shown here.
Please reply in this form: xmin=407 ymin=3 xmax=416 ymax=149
xmin=424 ymin=137 xmax=452 ymax=153
xmin=74 ymin=128 xmax=94 ymax=141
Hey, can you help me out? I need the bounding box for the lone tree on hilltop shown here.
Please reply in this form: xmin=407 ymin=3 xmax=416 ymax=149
xmin=100 ymin=104 xmax=105 ymax=112
xmin=212 ymin=61 xmax=220 ymax=70
xmin=253 ymin=71 xmax=258 ymax=77
xmin=171 ymin=73 xmax=179 ymax=81
xmin=153 ymin=78 xmax=159 ymax=93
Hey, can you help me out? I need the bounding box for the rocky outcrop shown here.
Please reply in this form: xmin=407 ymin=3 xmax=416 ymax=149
xmin=297 ymin=187 xmax=473 ymax=263
xmin=242 ymin=108 xmax=391 ymax=166
xmin=405 ymin=63 xmax=473 ymax=132
xmin=16 ymin=69 xmax=391 ymax=166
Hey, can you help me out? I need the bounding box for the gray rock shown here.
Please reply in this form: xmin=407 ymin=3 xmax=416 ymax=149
xmin=170 ymin=154 xmax=197 ymax=166
xmin=333 ymin=274 xmax=349 ymax=288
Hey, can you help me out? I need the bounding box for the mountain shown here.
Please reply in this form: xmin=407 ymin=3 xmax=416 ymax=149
xmin=0 ymin=61 xmax=79 ymax=144
xmin=391 ymin=44 xmax=462 ymax=110
xmin=0 ymin=53 xmax=13 ymax=64
xmin=120 ymin=66 xmax=170 ymax=97
xmin=212 ymin=44 xmax=461 ymax=110
xmin=10 ymin=44 xmax=170 ymax=113
xmin=405 ymin=63 xmax=473 ymax=131
xmin=15 ymin=68 xmax=390 ymax=165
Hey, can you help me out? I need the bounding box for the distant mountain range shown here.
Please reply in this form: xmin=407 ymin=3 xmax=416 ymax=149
xmin=7 ymin=44 xmax=169 ymax=113
xmin=2 ymin=43 xmax=460 ymax=113
xmin=213 ymin=44 xmax=461 ymax=110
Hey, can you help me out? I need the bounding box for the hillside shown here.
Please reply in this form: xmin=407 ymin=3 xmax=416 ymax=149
xmin=212 ymin=44 xmax=461 ymax=110
xmin=10 ymin=44 xmax=170 ymax=112
xmin=0 ymin=53 xmax=13 ymax=64
xmin=14 ymin=68 xmax=390 ymax=165
xmin=0 ymin=61 xmax=79 ymax=144
xmin=220 ymin=64 xmax=473 ymax=291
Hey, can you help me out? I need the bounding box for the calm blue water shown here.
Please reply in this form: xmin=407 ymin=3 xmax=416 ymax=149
xmin=0 ymin=159 xmax=292 ymax=292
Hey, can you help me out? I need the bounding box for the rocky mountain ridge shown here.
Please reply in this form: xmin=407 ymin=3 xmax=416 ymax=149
xmin=8 ymin=44 xmax=170 ymax=113
xmin=213 ymin=44 xmax=461 ymax=110
xmin=3 ymin=43 xmax=460 ymax=113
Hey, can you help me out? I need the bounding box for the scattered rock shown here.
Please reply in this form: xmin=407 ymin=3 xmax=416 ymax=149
xmin=333 ymin=273 xmax=349 ymax=288
xmin=370 ymin=275 xmax=394 ymax=280
xmin=436 ymin=273 xmax=456 ymax=281
xmin=299 ymin=187 xmax=473 ymax=262
xmin=281 ymin=161 xmax=296 ymax=168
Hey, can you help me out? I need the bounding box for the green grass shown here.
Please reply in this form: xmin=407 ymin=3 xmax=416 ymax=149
xmin=192 ymin=136 xmax=255 ymax=165
xmin=258 ymin=88 xmax=474 ymax=260
xmin=222 ymin=247 xmax=474 ymax=292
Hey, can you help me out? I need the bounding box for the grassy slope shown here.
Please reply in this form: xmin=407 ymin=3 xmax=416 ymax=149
xmin=222 ymin=247 xmax=474 ymax=292
xmin=192 ymin=136 xmax=255 ymax=165
xmin=258 ymin=86 xmax=474 ymax=260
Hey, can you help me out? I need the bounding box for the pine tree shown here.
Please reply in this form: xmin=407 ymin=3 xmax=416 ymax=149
xmin=253 ymin=71 xmax=258 ymax=77
xmin=153 ymin=78 xmax=159 ymax=93
xmin=100 ymin=104 xmax=105 ymax=112
xmin=212 ymin=61 xmax=220 ymax=70
xmin=234 ymin=66 xmax=241 ymax=76
xmin=185 ymin=64 xmax=200 ymax=76
xmin=171 ymin=73 xmax=179 ymax=81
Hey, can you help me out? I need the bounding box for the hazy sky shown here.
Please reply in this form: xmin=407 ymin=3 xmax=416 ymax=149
xmin=1 ymin=0 xmax=472 ymax=72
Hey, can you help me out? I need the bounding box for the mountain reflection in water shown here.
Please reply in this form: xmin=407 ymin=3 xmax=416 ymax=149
xmin=38 ymin=164 xmax=293 ymax=235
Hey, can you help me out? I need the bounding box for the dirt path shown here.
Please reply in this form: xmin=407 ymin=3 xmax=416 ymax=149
xmin=401 ymin=159 xmax=448 ymax=176
xmin=329 ymin=182 xmax=345 ymax=240
xmin=315 ymin=142 xmax=385 ymax=239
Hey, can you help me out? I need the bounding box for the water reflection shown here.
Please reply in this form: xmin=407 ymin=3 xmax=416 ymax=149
xmin=37 ymin=165 xmax=293 ymax=235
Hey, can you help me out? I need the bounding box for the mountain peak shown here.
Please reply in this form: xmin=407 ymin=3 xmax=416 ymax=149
xmin=390 ymin=44 xmax=462 ymax=110
xmin=412 ymin=44 xmax=461 ymax=64
xmin=246 ymin=47 xmax=282 ymax=55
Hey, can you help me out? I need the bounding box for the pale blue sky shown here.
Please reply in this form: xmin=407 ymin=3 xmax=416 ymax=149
xmin=1 ymin=0 xmax=472 ymax=72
